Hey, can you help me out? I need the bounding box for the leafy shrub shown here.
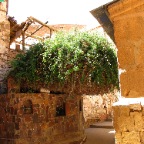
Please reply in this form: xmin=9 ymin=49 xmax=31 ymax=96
xmin=9 ymin=31 xmax=119 ymax=94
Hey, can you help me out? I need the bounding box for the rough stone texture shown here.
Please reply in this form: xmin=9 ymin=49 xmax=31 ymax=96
xmin=0 ymin=0 xmax=10 ymax=94
xmin=0 ymin=93 xmax=84 ymax=144
xmin=83 ymin=90 xmax=118 ymax=128
xmin=108 ymin=1 xmax=144 ymax=143
xmin=108 ymin=0 xmax=144 ymax=97
xmin=113 ymin=98 xmax=144 ymax=144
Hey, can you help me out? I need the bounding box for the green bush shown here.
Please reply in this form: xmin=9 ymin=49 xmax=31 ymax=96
xmin=9 ymin=31 xmax=119 ymax=93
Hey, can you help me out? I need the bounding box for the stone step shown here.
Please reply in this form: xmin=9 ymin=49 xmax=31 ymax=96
xmin=90 ymin=121 xmax=114 ymax=129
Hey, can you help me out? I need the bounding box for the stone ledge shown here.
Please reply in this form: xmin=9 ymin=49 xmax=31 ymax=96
xmin=113 ymin=98 xmax=144 ymax=106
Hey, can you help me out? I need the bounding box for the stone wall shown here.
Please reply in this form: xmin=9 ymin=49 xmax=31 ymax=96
xmin=0 ymin=93 xmax=84 ymax=144
xmin=108 ymin=0 xmax=144 ymax=97
xmin=83 ymin=90 xmax=118 ymax=128
xmin=0 ymin=94 xmax=8 ymax=143
xmin=7 ymin=49 xmax=22 ymax=61
xmin=107 ymin=0 xmax=144 ymax=143
xmin=0 ymin=0 xmax=10 ymax=94
xmin=0 ymin=48 xmax=23 ymax=93
xmin=113 ymin=98 xmax=144 ymax=144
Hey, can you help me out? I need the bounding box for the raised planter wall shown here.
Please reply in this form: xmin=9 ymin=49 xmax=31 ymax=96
xmin=0 ymin=93 xmax=84 ymax=144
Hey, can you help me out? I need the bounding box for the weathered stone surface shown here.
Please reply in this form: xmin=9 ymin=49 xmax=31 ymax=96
xmin=103 ymin=0 xmax=144 ymax=143
xmin=115 ymin=133 xmax=122 ymax=144
xmin=129 ymin=103 xmax=142 ymax=111
xmin=0 ymin=1 xmax=7 ymax=12
xmin=119 ymin=106 xmax=130 ymax=116
xmin=113 ymin=98 xmax=144 ymax=144
xmin=140 ymin=131 xmax=144 ymax=144
xmin=0 ymin=0 xmax=10 ymax=94
xmin=122 ymin=131 xmax=140 ymax=144
xmin=117 ymin=116 xmax=134 ymax=132
xmin=83 ymin=91 xmax=118 ymax=127
xmin=0 ymin=93 xmax=84 ymax=144
xmin=108 ymin=0 xmax=144 ymax=97
xmin=133 ymin=112 xmax=143 ymax=131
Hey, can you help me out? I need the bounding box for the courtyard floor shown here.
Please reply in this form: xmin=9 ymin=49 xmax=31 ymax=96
xmin=84 ymin=121 xmax=115 ymax=144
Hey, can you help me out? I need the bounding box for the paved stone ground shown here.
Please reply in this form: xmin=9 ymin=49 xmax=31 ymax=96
xmin=84 ymin=121 xmax=115 ymax=144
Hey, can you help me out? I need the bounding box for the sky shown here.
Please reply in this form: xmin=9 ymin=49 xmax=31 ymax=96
xmin=8 ymin=0 xmax=112 ymax=28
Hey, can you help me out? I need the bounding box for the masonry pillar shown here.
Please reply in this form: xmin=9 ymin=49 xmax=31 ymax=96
xmin=0 ymin=0 xmax=10 ymax=94
xmin=108 ymin=0 xmax=144 ymax=98
xmin=107 ymin=0 xmax=144 ymax=143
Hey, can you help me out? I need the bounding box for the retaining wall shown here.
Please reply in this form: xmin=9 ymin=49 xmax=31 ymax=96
xmin=113 ymin=98 xmax=144 ymax=144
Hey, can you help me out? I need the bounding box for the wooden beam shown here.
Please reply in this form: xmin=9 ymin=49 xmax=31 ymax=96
xmin=23 ymin=20 xmax=33 ymax=32
xmin=14 ymin=41 xmax=34 ymax=47
xmin=20 ymin=20 xmax=50 ymax=42
xmin=50 ymin=29 xmax=52 ymax=38
xmin=24 ymin=20 xmax=48 ymax=40
xmin=28 ymin=16 xmax=57 ymax=31
xmin=25 ymin=32 xmax=44 ymax=41
xmin=22 ymin=32 xmax=25 ymax=51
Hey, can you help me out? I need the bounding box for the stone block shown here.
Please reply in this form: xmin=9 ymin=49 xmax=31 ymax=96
xmin=113 ymin=99 xmax=144 ymax=144
xmin=122 ymin=131 xmax=140 ymax=144
xmin=119 ymin=106 xmax=130 ymax=117
xmin=121 ymin=70 xmax=144 ymax=97
xmin=135 ymin=44 xmax=144 ymax=66
xmin=113 ymin=105 xmax=120 ymax=116
xmin=129 ymin=103 xmax=141 ymax=111
xmin=0 ymin=1 xmax=7 ymax=12
xmin=24 ymin=115 xmax=32 ymax=122
xmin=129 ymin=99 xmax=142 ymax=111
xmin=142 ymin=108 xmax=144 ymax=116
xmin=118 ymin=116 xmax=135 ymax=132
xmin=65 ymin=102 xmax=71 ymax=116
xmin=140 ymin=131 xmax=144 ymax=144
xmin=130 ymin=112 xmax=143 ymax=131
xmin=53 ymin=122 xmax=64 ymax=135
xmin=0 ymin=139 xmax=7 ymax=144
xmin=33 ymin=113 xmax=39 ymax=123
xmin=117 ymin=44 xmax=135 ymax=67
xmin=115 ymin=132 xmax=122 ymax=144
xmin=15 ymin=123 xmax=19 ymax=130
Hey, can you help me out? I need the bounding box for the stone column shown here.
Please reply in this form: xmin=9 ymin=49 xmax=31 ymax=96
xmin=108 ymin=0 xmax=144 ymax=98
xmin=107 ymin=0 xmax=144 ymax=143
xmin=0 ymin=0 xmax=10 ymax=93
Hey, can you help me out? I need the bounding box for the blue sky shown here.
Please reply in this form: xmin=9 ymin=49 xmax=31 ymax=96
xmin=8 ymin=0 xmax=111 ymax=28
